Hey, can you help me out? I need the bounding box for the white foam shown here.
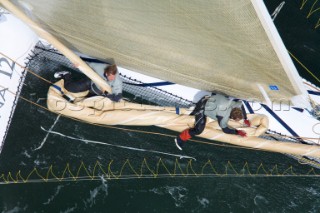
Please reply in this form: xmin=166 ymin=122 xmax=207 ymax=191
xmin=59 ymin=204 xmax=78 ymax=213
xmin=253 ymin=194 xmax=269 ymax=206
xmin=84 ymin=178 xmax=108 ymax=208
xmin=197 ymin=196 xmax=210 ymax=208
xmin=43 ymin=185 xmax=64 ymax=205
xmin=150 ymin=186 xmax=188 ymax=207
xmin=1 ymin=205 xmax=28 ymax=213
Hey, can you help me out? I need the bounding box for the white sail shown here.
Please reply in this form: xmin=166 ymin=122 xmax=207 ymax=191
xmin=5 ymin=0 xmax=309 ymax=105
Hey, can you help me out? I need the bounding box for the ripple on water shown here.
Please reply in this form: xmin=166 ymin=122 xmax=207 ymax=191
xmin=43 ymin=185 xmax=64 ymax=205
xmin=1 ymin=204 xmax=28 ymax=213
xmin=150 ymin=186 xmax=188 ymax=207
xmin=84 ymin=178 xmax=108 ymax=208
xmin=197 ymin=196 xmax=209 ymax=208
xmin=21 ymin=150 xmax=31 ymax=158
xmin=59 ymin=203 xmax=78 ymax=213
xmin=254 ymin=194 xmax=269 ymax=207
xmin=306 ymin=187 xmax=320 ymax=196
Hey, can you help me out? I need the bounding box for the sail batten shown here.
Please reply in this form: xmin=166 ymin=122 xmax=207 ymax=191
xmin=7 ymin=0 xmax=308 ymax=103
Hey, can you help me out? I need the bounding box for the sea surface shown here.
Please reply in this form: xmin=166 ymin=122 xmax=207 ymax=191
xmin=1 ymin=1 xmax=320 ymax=212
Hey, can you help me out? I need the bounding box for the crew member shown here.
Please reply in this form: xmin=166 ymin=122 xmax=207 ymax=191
xmin=175 ymin=93 xmax=250 ymax=150
xmin=54 ymin=63 xmax=122 ymax=102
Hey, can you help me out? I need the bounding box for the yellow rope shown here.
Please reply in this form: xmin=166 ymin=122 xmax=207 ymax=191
xmin=288 ymin=51 xmax=320 ymax=83
xmin=0 ymin=159 xmax=319 ymax=184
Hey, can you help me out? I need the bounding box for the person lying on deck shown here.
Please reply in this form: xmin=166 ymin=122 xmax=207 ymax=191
xmin=54 ymin=64 xmax=122 ymax=102
xmin=174 ymin=93 xmax=250 ymax=150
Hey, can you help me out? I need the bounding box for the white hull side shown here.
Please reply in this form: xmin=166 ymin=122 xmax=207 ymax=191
xmin=0 ymin=11 xmax=38 ymax=153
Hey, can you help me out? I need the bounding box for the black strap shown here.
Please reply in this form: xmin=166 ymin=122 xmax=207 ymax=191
xmin=51 ymin=84 xmax=74 ymax=103
xmin=190 ymin=96 xmax=209 ymax=115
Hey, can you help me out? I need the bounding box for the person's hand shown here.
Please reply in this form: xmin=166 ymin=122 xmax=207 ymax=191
xmin=244 ymin=119 xmax=251 ymax=127
xmin=236 ymin=130 xmax=247 ymax=137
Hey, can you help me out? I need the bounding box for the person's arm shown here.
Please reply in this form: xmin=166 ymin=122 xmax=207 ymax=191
xmin=217 ymin=116 xmax=247 ymax=136
xmin=105 ymin=75 xmax=122 ymax=102
xmin=217 ymin=116 xmax=237 ymax=134
xmin=111 ymin=75 xmax=123 ymax=95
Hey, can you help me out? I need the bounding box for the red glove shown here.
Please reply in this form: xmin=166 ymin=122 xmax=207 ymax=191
xmin=236 ymin=130 xmax=247 ymax=137
xmin=244 ymin=119 xmax=251 ymax=127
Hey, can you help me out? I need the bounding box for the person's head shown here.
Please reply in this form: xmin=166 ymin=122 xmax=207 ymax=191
xmin=230 ymin=107 xmax=243 ymax=121
xmin=104 ymin=64 xmax=117 ymax=81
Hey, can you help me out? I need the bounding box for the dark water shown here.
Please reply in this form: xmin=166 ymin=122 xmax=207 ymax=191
xmin=268 ymin=0 xmax=320 ymax=85
xmin=1 ymin=1 xmax=320 ymax=212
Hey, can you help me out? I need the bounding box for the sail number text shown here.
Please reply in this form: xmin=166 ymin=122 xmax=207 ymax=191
xmin=0 ymin=57 xmax=16 ymax=118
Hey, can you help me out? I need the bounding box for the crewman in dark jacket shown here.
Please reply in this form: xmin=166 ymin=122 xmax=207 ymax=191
xmin=54 ymin=63 xmax=122 ymax=102
xmin=175 ymin=94 xmax=250 ymax=150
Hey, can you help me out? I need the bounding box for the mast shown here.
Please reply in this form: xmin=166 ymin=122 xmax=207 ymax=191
xmin=0 ymin=0 xmax=112 ymax=93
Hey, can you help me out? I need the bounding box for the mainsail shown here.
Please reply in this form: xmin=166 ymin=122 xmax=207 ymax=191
xmin=6 ymin=0 xmax=309 ymax=105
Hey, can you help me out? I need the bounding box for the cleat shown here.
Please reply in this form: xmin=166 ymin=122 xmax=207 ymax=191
xmin=54 ymin=71 xmax=70 ymax=79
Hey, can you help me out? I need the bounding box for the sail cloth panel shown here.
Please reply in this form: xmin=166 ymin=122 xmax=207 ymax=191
xmin=13 ymin=0 xmax=298 ymax=102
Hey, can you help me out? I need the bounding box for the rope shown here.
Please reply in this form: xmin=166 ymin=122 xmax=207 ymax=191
xmin=288 ymin=51 xmax=320 ymax=83
xmin=0 ymin=160 xmax=319 ymax=184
